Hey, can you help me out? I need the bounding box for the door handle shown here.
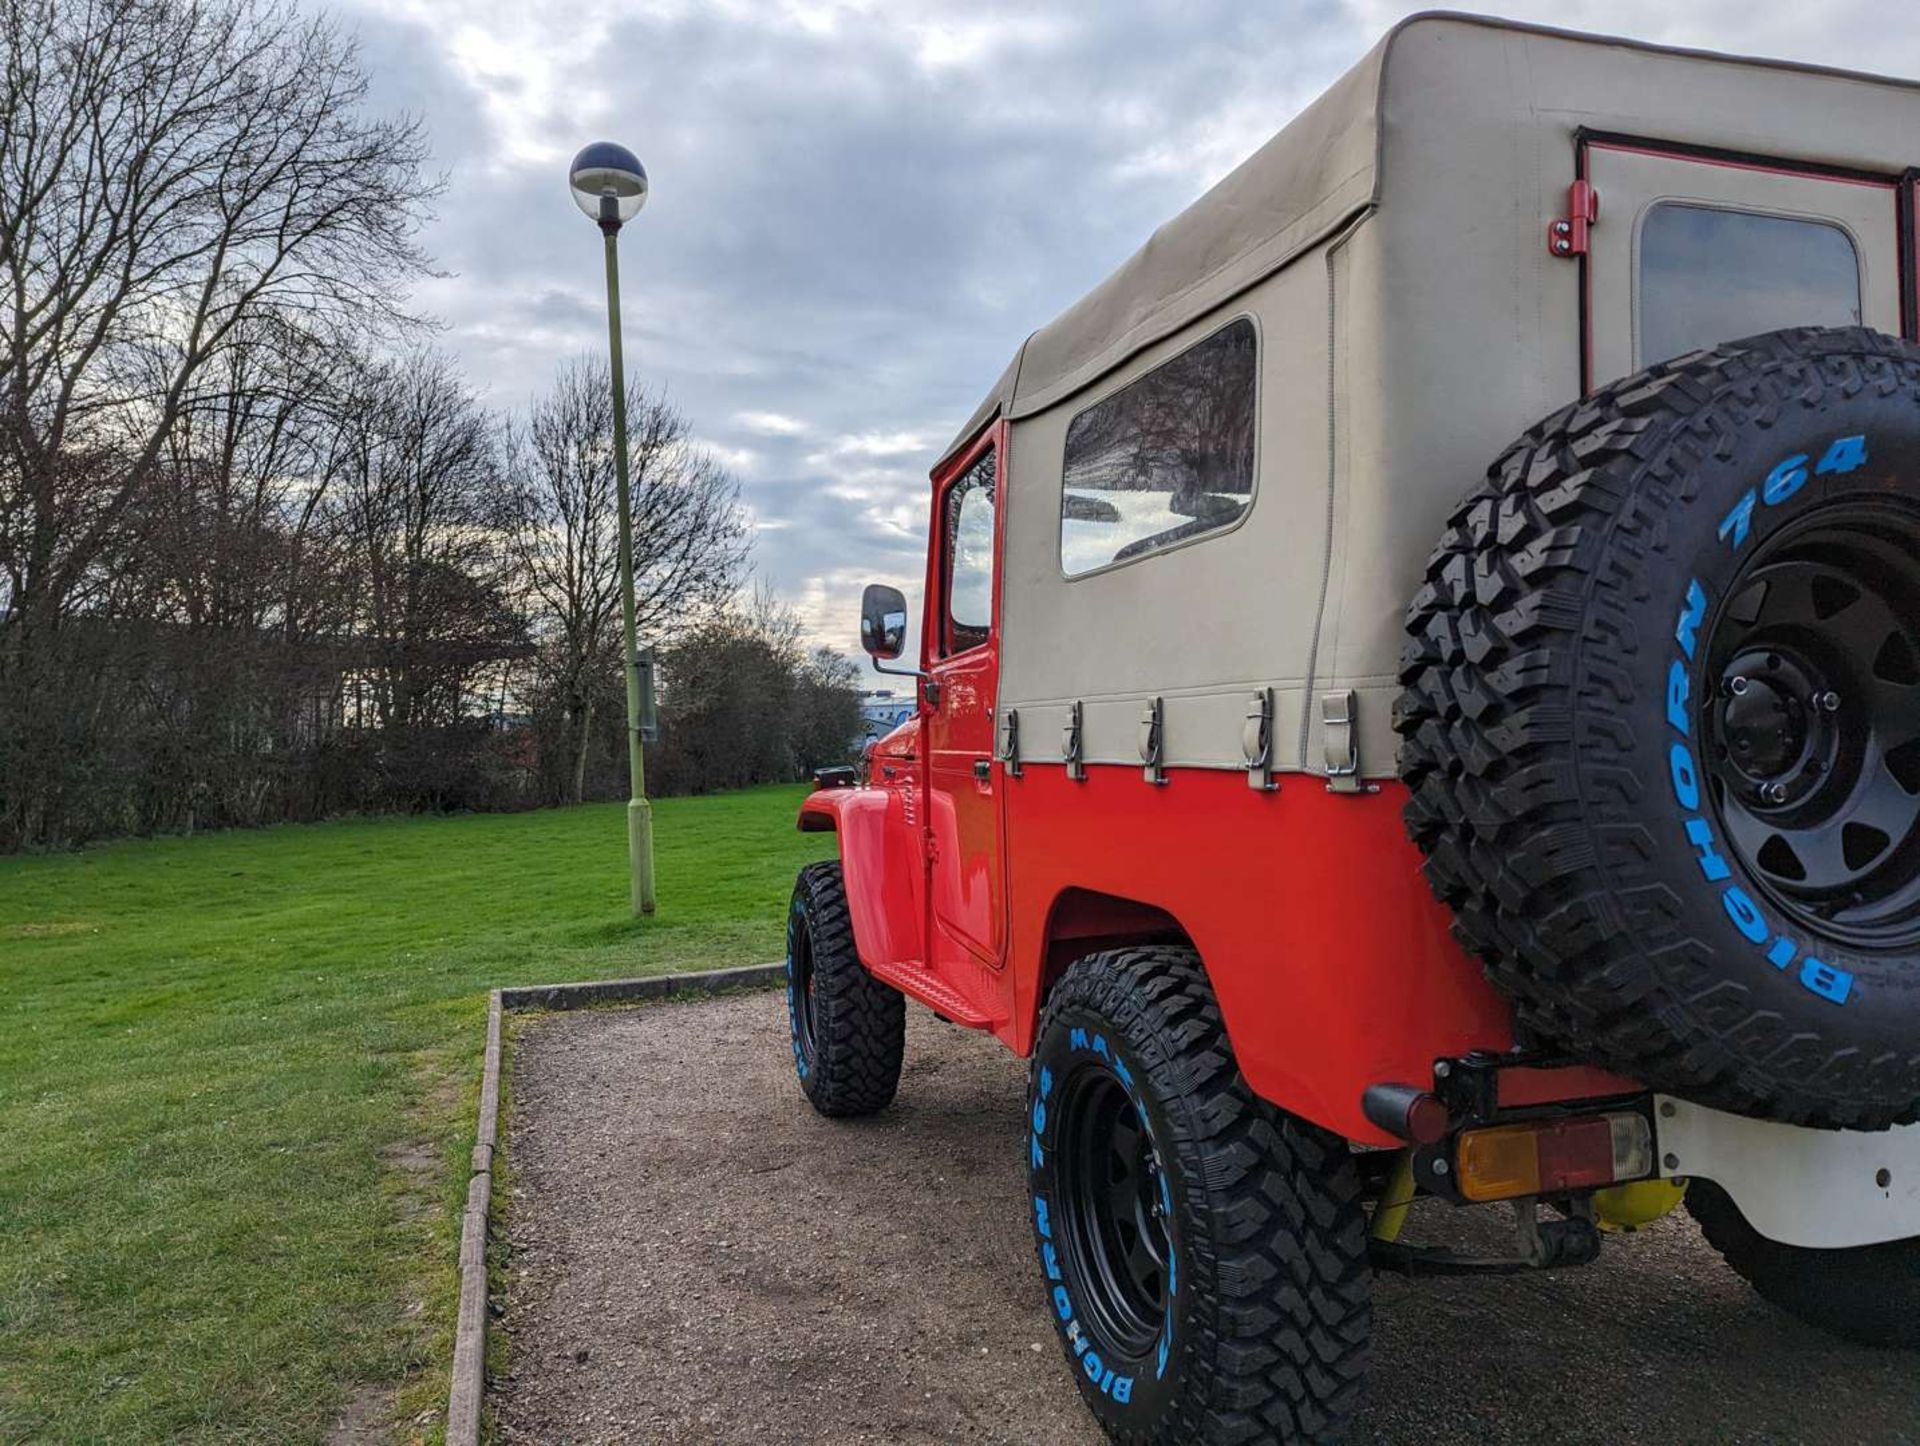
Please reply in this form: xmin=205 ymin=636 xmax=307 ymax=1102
xmin=972 ymin=758 xmax=992 ymax=781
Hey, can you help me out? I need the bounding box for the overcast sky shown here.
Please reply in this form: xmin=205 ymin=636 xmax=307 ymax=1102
xmin=329 ymin=0 xmax=1920 ymax=648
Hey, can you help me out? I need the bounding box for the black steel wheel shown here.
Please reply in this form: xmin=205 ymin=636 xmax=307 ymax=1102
xmin=1052 ymin=1063 xmax=1174 ymax=1358
xmin=790 ymin=913 xmax=822 ymax=1073
xmin=1701 ymin=505 xmax=1920 ymax=949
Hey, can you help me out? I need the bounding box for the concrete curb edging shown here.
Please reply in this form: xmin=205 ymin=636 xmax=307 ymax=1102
xmin=446 ymin=989 xmax=501 ymax=1446
xmin=497 ymin=961 xmax=786 ymax=1012
xmin=443 ymin=964 xmax=785 ymax=1446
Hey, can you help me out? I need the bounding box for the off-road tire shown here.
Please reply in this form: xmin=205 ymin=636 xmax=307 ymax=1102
xmin=1397 ymin=327 xmax=1920 ymax=1130
xmin=1027 ymin=948 xmax=1372 ymax=1444
xmin=785 ymin=861 xmax=904 ymax=1117
xmin=1688 ymin=1180 xmax=1920 ymax=1348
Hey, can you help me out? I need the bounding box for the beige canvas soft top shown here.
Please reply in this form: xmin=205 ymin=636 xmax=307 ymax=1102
xmin=962 ymin=11 xmax=1920 ymax=783
xmin=939 ymin=9 xmax=1920 ymax=471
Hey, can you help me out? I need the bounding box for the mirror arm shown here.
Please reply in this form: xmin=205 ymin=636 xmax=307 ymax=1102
xmin=871 ymin=655 xmax=939 ymax=707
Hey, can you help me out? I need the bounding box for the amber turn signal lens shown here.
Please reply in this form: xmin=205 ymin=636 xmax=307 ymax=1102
xmin=1454 ymin=1113 xmax=1653 ymax=1203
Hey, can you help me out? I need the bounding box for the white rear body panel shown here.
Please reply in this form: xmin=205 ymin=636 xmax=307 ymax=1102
xmin=1656 ymin=1096 xmax=1920 ymax=1249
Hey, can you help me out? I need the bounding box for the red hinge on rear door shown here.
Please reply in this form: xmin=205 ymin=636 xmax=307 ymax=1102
xmin=1548 ymin=179 xmax=1599 ymax=258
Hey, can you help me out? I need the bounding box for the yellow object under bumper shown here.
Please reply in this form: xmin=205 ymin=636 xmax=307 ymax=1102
xmin=1370 ymin=1150 xmax=1418 ymax=1242
xmin=1593 ymin=1176 xmax=1689 ymax=1232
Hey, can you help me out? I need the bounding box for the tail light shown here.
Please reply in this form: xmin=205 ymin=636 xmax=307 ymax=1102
xmin=1453 ymin=1112 xmax=1653 ymax=1203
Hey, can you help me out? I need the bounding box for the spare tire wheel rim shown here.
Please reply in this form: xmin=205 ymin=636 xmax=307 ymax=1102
xmin=1701 ymin=501 xmax=1920 ymax=951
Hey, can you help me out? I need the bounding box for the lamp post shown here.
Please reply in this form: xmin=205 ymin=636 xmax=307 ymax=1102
xmin=570 ymin=141 xmax=655 ymax=916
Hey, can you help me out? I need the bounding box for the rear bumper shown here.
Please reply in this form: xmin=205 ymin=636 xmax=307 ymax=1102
xmin=1656 ymin=1096 xmax=1920 ymax=1249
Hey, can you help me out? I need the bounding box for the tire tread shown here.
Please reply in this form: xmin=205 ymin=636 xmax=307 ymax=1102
xmin=792 ymin=861 xmax=904 ymax=1117
xmin=1396 ymin=327 xmax=1920 ymax=1129
xmin=1037 ymin=948 xmax=1371 ymax=1444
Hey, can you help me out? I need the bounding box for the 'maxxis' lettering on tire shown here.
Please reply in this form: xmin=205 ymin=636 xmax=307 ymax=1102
xmin=1670 ymin=565 xmax=1854 ymax=1007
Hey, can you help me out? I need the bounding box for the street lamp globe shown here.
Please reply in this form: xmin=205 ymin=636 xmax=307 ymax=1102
xmin=569 ymin=141 xmax=648 ymax=228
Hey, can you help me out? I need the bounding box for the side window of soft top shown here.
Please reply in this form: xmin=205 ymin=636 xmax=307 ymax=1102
xmin=1059 ymin=316 xmax=1257 ymax=578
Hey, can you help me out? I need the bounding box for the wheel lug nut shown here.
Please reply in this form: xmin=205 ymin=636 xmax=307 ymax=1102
xmin=1761 ymin=781 xmax=1789 ymax=804
xmin=1729 ymin=676 xmax=1751 ymax=696
xmin=1814 ymin=691 xmax=1841 ymax=712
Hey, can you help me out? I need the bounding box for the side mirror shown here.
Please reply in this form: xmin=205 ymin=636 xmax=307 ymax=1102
xmin=858 ymin=582 xmax=936 ymax=702
xmin=860 ymin=583 xmax=909 ymax=661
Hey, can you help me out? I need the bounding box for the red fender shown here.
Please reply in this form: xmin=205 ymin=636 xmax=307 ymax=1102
xmin=798 ymin=762 xmax=927 ymax=974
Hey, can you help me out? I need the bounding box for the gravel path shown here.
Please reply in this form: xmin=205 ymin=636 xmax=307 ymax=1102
xmin=495 ymin=990 xmax=1920 ymax=1445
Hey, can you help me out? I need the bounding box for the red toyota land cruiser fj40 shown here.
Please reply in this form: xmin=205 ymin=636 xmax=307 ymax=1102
xmin=781 ymin=14 xmax=1920 ymax=1442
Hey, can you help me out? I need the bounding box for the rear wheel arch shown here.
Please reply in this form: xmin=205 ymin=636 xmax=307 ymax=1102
xmin=1027 ymin=892 xmax=1328 ymax=1115
xmin=1034 ymin=887 xmax=1193 ymax=1010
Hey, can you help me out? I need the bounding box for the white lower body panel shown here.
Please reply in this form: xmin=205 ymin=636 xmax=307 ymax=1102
xmin=1654 ymin=1095 xmax=1920 ymax=1249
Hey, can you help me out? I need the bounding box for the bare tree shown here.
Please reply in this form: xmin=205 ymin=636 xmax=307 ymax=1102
xmin=329 ymin=349 xmax=517 ymax=737
xmin=124 ymin=324 xmax=355 ymax=818
xmin=0 ymin=0 xmax=437 ymax=844
xmin=0 ymin=0 xmax=800 ymax=845
xmin=506 ymin=357 xmax=749 ymax=801
xmin=0 ymin=0 xmax=433 ymax=635
xmin=792 ymin=645 xmax=862 ymax=774
xmin=646 ymin=587 xmax=862 ymax=796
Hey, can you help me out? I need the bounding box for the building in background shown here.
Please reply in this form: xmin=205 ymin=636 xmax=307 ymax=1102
xmin=857 ymin=690 xmax=914 ymax=743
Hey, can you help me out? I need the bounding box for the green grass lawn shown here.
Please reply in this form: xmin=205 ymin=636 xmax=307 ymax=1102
xmin=0 ymin=786 xmax=832 ymax=1444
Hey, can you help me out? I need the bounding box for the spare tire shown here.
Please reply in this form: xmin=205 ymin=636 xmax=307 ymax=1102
xmin=1397 ymin=327 xmax=1920 ymax=1131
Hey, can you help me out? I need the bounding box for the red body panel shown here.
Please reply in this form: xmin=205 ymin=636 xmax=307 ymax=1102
xmin=999 ymin=766 xmax=1518 ymax=1145
xmin=799 ymin=751 xmax=925 ymax=974
xmin=805 ymin=756 xmax=1530 ymax=1145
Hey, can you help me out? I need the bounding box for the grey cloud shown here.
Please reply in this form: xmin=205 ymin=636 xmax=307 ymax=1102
xmin=331 ymin=0 xmax=1920 ymax=648
xmin=331 ymin=0 xmax=1370 ymax=643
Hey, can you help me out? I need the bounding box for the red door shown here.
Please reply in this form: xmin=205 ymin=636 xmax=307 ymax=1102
xmin=922 ymin=424 xmax=1007 ymax=971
